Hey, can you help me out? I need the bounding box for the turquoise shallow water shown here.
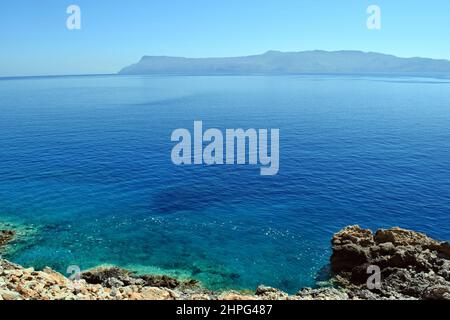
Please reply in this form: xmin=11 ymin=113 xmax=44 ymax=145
xmin=0 ymin=74 xmax=450 ymax=293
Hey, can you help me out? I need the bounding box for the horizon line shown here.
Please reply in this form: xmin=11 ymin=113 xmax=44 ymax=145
xmin=3 ymin=49 xmax=450 ymax=79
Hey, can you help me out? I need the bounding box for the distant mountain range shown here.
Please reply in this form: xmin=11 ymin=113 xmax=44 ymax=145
xmin=118 ymin=50 xmax=450 ymax=75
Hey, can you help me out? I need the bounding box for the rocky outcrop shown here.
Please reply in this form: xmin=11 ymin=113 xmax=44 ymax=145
xmin=1 ymin=224 xmax=449 ymax=300
xmin=0 ymin=259 xmax=182 ymax=300
xmin=80 ymin=266 xmax=199 ymax=291
xmin=0 ymin=259 xmax=295 ymax=300
xmin=330 ymin=225 xmax=450 ymax=300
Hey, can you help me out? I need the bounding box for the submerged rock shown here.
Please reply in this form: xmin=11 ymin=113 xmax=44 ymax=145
xmin=0 ymin=230 xmax=15 ymax=247
xmin=139 ymin=274 xmax=180 ymax=289
xmin=80 ymin=266 xmax=198 ymax=290
xmin=81 ymin=267 xmax=135 ymax=286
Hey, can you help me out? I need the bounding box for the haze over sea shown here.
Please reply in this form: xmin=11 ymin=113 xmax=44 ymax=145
xmin=0 ymin=74 xmax=449 ymax=293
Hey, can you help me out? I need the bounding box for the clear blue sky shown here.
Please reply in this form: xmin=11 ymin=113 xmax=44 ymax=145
xmin=1 ymin=0 xmax=449 ymax=76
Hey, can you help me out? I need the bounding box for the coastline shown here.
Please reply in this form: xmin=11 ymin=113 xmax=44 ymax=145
xmin=1 ymin=223 xmax=449 ymax=300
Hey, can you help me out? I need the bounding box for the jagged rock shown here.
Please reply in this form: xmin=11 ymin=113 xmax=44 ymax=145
xmin=0 ymin=289 xmax=22 ymax=300
xmin=330 ymin=225 xmax=450 ymax=300
xmin=374 ymin=227 xmax=435 ymax=246
xmin=181 ymin=279 xmax=201 ymax=289
xmin=332 ymin=225 xmax=375 ymax=247
xmin=255 ymin=285 xmax=288 ymax=300
xmin=81 ymin=267 xmax=133 ymax=286
xmin=422 ymin=285 xmax=450 ymax=300
xmin=139 ymin=274 xmax=180 ymax=289
xmin=331 ymin=243 xmax=371 ymax=273
xmin=428 ymin=242 xmax=450 ymax=259
xmin=139 ymin=287 xmax=178 ymax=300
xmin=297 ymin=287 xmax=349 ymax=300
xmin=81 ymin=267 xmax=195 ymax=290
xmin=103 ymin=277 xmax=124 ymax=288
xmin=218 ymin=291 xmax=258 ymax=300
xmin=42 ymin=267 xmax=69 ymax=286
xmin=349 ymin=263 xmax=374 ymax=284
xmin=190 ymin=293 xmax=212 ymax=300
xmin=330 ymin=226 xmax=374 ymax=273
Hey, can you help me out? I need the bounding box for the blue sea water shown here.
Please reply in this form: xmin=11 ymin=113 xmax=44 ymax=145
xmin=0 ymin=74 xmax=450 ymax=293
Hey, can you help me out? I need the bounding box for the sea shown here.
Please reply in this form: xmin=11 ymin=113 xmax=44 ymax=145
xmin=0 ymin=74 xmax=449 ymax=293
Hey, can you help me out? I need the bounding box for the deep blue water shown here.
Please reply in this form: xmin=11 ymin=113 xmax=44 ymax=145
xmin=0 ymin=75 xmax=450 ymax=293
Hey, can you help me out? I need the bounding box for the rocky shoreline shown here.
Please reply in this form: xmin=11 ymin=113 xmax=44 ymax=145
xmin=1 ymin=224 xmax=449 ymax=300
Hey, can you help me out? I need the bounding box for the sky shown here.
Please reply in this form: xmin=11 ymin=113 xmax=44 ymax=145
xmin=1 ymin=0 xmax=449 ymax=76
